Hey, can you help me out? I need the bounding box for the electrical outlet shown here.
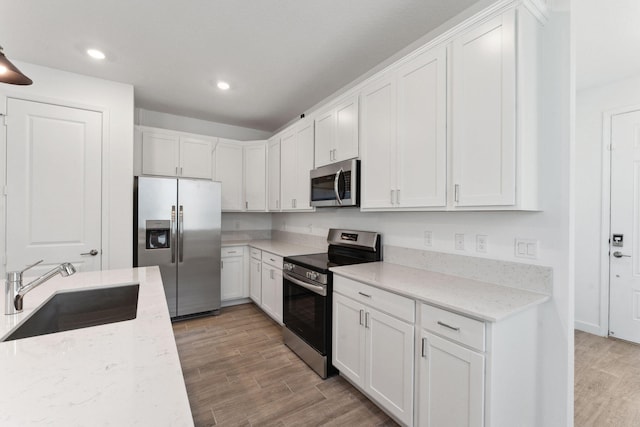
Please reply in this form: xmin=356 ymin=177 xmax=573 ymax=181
xmin=476 ymin=235 xmax=488 ymax=253
xmin=515 ymin=238 xmax=538 ymax=259
xmin=424 ymin=231 xmax=433 ymax=247
xmin=455 ymin=233 xmax=465 ymax=250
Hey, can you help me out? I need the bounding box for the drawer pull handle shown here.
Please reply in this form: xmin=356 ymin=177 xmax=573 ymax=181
xmin=422 ymin=337 xmax=427 ymax=358
xmin=359 ymin=309 xmax=364 ymax=326
xmin=358 ymin=292 xmax=371 ymax=298
xmin=437 ymin=321 xmax=460 ymax=332
xmin=227 ymin=251 xmax=237 ymax=254
xmin=365 ymin=312 xmax=370 ymax=329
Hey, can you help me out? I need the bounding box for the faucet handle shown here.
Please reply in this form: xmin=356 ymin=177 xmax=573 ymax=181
xmin=21 ymin=259 xmax=44 ymax=274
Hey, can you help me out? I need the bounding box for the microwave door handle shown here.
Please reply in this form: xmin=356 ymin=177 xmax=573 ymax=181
xmin=334 ymin=169 xmax=343 ymax=205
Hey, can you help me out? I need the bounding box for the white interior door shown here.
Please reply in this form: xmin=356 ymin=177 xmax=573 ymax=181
xmin=6 ymin=98 xmax=102 ymax=275
xmin=610 ymin=109 xmax=640 ymax=343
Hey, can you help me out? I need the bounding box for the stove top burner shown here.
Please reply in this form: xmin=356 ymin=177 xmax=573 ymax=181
xmin=284 ymin=252 xmax=377 ymax=273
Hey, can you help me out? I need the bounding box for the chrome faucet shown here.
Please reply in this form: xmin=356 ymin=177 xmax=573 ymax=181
xmin=5 ymin=260 xmax=76 ymax=315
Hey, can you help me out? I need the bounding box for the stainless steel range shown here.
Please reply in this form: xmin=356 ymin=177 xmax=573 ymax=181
xmin=282 ymin=229 xmax=381 ymax=378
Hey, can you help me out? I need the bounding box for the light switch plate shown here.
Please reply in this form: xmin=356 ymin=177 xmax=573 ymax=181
xmin=455 ymin=233 xmax=465 ymax=250
xmin=515 ymin=238 xmax=538 ymax=259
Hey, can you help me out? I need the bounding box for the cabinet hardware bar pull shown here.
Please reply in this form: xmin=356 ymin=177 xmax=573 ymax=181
xmin=390 ymin=190 xmax=395 ymax=205
xmin=365 ymin=312 xmax=370 ymax=329
xmin=437 ymin=321 xmax=460 ymax=332
xmin=358 ymin=292 xmax=371 ymax=298
xmin=175 ymin=166 xmax=178 ymax=175
xmin=454 ymin=184 xmax=460 ymax=203
xmin=359 ymin=309 xmax=364 ymax=326
xmin=180 ymin=167 xmax=183 ymax=176
xmin=221 ymin=260 xmax=223 ymax=269
xmin=422 ymin=337 xmax=427 ymax=358
xmin=246 ymin=201 xmax=248 ymax=209
xmin=396 ymin=189 xmax=400 ymax=205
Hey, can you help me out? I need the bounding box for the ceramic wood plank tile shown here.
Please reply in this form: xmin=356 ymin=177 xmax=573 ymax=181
xmin=173 ymin=303 xmax=397 ymax=427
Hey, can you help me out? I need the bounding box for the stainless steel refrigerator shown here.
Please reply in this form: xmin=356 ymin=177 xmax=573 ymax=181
xmin=134 ymin=176 xmax=221 ymax=318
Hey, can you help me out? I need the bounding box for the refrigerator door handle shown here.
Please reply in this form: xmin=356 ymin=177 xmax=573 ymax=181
xmin=170 ymin=205 xmax=176 ymax=264
xmin=178 ymin=205 xmax=184 ymax=263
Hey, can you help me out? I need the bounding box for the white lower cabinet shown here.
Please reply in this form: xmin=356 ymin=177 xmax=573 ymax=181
xmin=221 ymin=246 xmax=245 ymax=301
xmin=249 ymin=249 xmax=262 ymax=304
xmin=259 ymin=252 xmax=283 ymax=324
xmin=333 ymin=277 xmax=414 ymax=426
xmin=419 ymin=331 xmax=485 ymax=427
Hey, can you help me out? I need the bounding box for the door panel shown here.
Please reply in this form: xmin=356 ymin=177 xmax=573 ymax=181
xmin=6 ymin=98 xmax=102 ymax=274
xmin=177 ymin=179 xmax=221 ymax=316
xmin=610 ymin=109 xmax=640 ymax=343
xmin=135 ymin=177 xmax=178 ymax=317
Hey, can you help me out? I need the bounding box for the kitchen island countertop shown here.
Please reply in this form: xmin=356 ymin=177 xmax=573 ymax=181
xmin=0 ymin=266 xmax=193 ymax=426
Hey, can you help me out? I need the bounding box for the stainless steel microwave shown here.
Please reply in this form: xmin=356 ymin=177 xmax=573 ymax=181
xmin=310 ymin=159 xmax=360 ymax=207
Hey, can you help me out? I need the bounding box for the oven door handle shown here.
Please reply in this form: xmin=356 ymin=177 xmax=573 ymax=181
xmin=284 ymin=273 xmax=327 ymax=297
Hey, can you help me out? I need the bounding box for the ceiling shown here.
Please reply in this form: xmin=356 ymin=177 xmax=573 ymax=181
xmin=0 ymin=0 xmax=481 ymax=132
xmin=575 ymin=0 xmax=640 ymax=91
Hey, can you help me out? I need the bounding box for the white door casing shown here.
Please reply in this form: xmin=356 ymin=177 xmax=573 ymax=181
xmin=609 ymin=109 xmax=640 ymax=343
xmin=6 ymin=98 xmax=102 ymax=274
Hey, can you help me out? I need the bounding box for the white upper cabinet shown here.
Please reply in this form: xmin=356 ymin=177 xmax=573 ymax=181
xmin=244 ymin=143 xmax=267 ymax=211
xmin=451 ymin=8 xmax=539 ymax=209
xmin=280 ymin=120 xmax=315 ymax=211
xmin=179 ymin=136 xmax=215 ymax=179
xmin=360 ymin=75 xmax=396 ymax=209
xmin=137 ymin=127 xmax=214 ymax=179
xmin=361 ymin=44 xmax=447 ymax=211
xmin=267 ymin=137 xmax=281 ymax=211
xmin=214 ymin=139 xmax=244 ymax=211
xmin=314 ymin=94 xmax=359 ymax=167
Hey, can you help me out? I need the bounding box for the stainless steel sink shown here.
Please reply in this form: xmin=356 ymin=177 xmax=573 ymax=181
xmin=2 ymin=283 xmax=140 ymax=342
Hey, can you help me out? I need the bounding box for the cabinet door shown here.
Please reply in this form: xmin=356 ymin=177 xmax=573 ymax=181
xmin=295 ymin=121 xmax=315 ymax=210
xmin=244 ymin=144 xmax=266 ymax=211
xmin=452 ymin=10 xmax=516 ymax=207
xmin=214 ymin=141 xmax=244 ymax=211
xmin=141 ymin=131 xmax=179 ymax=176
xmin=280 ymin=130 xmax=297 ymax=210
xmin=268 ymin=138 xmax=281 ymax=211
xmin=335 ymin=95 xmax=359 ymax=162
xmin=314 ymin=109 xmax=335 ymax=168
xmin=333 ymin=293 xmax=366 ymax=387
xmin=179 ymin=136 xmax=213 ymax=179
xmin=396 ymin=46 xmax=447 ymax=208
xmin=261 ymin=265 xmax=282 ymax=324
xmin=366 ymin=307 xmax=415 ymax=426
xmin=360 ymin=76 xmax=396 ymax=209
xmin=419 ymin=332 xmax=484 ymax=427
xmin=249 ymin=257 xmax=261 ymax=304
xmin=221 ymin=255 xmax=244 ymax=301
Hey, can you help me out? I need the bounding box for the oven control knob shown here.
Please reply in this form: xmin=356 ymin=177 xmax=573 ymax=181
xmin=284 ymin=263 xmax=294 ymax=271
xmin=307 ymin=271 xmax=319 ymax=280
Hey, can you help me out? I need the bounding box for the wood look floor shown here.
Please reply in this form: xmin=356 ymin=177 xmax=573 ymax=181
xmin=173 ymin=303 xmax=398 ymax=427
xmin=575 ymin=330 xmax=640 ymax=426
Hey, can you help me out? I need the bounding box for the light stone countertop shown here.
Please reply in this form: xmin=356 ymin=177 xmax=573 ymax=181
xmin=0 ymin=267 xmax=193 ymax=426
xmin=330 ymin=262 xmax=550 ymax=322
xmin=223 ymin=239 xmax=323 ymax=257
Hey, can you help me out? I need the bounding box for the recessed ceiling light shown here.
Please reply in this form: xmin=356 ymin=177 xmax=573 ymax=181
xmin=217 ymin=81 xmax=230 ymax=90
xmin=0 ymin=65 xmax=7 ymax=74
xmin=87 ymin=49 xmax=106 ymax=60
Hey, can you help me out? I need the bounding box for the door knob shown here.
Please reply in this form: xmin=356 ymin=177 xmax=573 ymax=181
xmin=81 ymin=249 xmax=99 ymax=256
xmin=613 ymin=251 xmax=631 ymax=258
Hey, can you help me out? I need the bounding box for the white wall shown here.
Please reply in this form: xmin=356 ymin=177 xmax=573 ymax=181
xmin=0 ymin=61 xmax=134 ymax=271
xmin=274 ymin=7 xmax=573 ymax=426
xmin=136 ymin=108 xmax=271 ymax=141
xmin=574 ymin=74 xmax=640 ymax=335
xmin=222 ymin=213 xmax=272 ymax=232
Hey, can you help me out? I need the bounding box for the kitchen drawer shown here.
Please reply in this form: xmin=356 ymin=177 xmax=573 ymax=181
xmin=262 ymin=252 xmax=282 ymax=269
xmin=334 ymin=275 xmax=415 ymax=323
xmin=222 ymin=246 xmax=244 ymax=257
xmin=250 ymin=247 xmax=262 ymax=260
xmin=421 ymin=303 xmax=485 ymax=351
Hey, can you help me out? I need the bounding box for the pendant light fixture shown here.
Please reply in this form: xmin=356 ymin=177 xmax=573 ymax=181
xmin=0 ymin=46 xmax=33 ymax=85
